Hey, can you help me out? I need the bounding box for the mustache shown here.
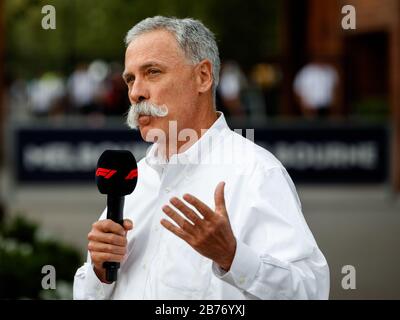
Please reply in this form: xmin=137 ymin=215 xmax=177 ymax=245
xmin=126 ymin=101 xmax=169 ymax=129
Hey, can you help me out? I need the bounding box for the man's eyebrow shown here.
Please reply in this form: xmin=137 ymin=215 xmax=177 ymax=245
xmin=122 ymin=61 xmax=166 ymax=79
xmin=139 ymin=61 xmax=165 ymax=70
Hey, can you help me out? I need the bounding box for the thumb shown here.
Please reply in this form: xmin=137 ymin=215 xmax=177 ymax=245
xmin=214 ymin=181 xmax=227 ymax=213
xmin=123 ymin=219 xmax=134 ymax=231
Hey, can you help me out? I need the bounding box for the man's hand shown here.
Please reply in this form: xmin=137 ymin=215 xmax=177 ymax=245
xmin=87 ymin=219 xmax=133 ymax=283
xmin=161 ymin=182 xmax=236 ymax=271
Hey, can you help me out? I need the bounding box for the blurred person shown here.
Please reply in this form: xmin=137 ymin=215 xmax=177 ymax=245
xmin=101 ymin=63 xmax=130 ymax=116
xmin=217 ymin=60 xmax=247 ymax=118
xmin=240 ymin=63 xmax=282 ymax=122
xmin=28 ymin=72 xmax=65 ymax=117
xmin=67 ymin=63 xmax=97 ymax=115
xmin=249 ymin=63 xmax=282 ymax=118
xmin=293 ymin=57 xmax=339 ymax=118
xmin=73 ymin=16 xmax=329 ymax=300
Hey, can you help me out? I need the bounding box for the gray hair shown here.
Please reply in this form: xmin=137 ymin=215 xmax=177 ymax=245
xmin=125 ymin=16 xmax=220 ymax=105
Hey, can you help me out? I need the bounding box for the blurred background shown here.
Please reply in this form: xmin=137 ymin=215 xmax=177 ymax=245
xmin=1 ymin=0 xmax=399 ymax=299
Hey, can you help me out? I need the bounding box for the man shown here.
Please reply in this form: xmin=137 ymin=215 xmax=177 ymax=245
xmin=73 ymin=16 xmax=329 ymax=299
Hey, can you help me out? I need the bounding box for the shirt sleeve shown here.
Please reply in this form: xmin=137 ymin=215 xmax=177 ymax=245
xmin=73 ymin=260 xmax=116 ymax=300
xmin=212 ymin=165 xmax=330 ymax=300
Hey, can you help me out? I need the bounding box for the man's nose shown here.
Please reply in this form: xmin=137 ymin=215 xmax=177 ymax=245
xmin=129 ymin=80 xmax=149 ymax=104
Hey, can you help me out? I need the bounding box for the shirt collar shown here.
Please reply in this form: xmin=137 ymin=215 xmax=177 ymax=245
xmin=145 ymin=111 xmax=229 ymax=175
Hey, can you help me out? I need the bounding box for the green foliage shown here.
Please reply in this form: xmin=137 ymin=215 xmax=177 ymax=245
xmin=5 ymin=0 xmax=280 ymax=78
xmin=0 ymin=214 xmax=82 ymax=299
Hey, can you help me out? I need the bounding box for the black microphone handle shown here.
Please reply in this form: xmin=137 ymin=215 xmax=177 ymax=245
xmin=107 ymin=195 xmax=125 ymax=225
xmin=103 ymin=195 xmax=125 ymax=283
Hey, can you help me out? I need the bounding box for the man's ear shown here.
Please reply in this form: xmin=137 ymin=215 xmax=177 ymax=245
xmin=195 ymin=59 xmax=213 ymax=94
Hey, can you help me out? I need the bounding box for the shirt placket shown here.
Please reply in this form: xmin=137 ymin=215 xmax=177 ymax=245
xmin=141 ymin=162 xmax=187 ymax=297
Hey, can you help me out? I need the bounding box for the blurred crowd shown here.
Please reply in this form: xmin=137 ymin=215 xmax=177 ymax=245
xmin=216 ymin=60 xmax=281 ymax=122
xmin=6 ymin=59 xmax=340 ymax=122
xmin=7 ymin=60 xmax=130 ymax=121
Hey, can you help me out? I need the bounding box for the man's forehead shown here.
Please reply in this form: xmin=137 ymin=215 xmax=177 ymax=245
xmin=125 ymin=30 xmax=185 ymax=66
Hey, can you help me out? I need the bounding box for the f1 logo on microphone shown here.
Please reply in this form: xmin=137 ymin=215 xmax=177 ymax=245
xmin=96 ymin=168 xmax=117 ymax=179
xmin=96 ymin=168 xmax=138 ymax=180
xmin=125 ymin=169 xmax=138 ymax=180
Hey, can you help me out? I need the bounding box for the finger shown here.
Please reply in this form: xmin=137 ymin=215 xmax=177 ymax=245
xmin=123 ymin=219 xmax=134 ymax=231
xmin=214 ymin=181 xmax=227 ymax=213
xmin=170 ymin=197 xmax=202 ymax=225
xmin=160 ymin=218 xmax=189 ymax=241
xmin=91 ymin=252 xmax=125 ymax=264
xmin=88 ymin=230 xmax=127 ymax=247
xmin=94 ymin=219 xmax=125 ymax=236
xmin=88 ymin=241 xmax=127 ymax=255
xmin=162 ymin=205 xmax=195 ymax=233
xmin=182 ymin=193 xmax=214 ymax=220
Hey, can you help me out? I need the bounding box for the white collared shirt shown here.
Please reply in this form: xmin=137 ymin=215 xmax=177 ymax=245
xmin=73 ymin=113 xmax=329 ymax=300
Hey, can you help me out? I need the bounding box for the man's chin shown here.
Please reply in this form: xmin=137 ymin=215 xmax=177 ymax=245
xmin=139 ymin=126 xmax=152 ymax=142
xmin=139 ymin=125 xmax=165 ymax=143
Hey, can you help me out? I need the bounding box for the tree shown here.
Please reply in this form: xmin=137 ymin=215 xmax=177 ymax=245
xmin=5 ymin=0 xmax=280 ymax=78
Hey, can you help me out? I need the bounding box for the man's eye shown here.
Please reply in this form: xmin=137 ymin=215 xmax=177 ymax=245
xmin=125 ymin=76 xmax=134 ymax=84
xmin=148 ymin=69 xmax=160 ymax=75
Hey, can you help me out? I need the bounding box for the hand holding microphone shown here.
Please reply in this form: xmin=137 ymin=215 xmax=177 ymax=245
xmin=88 ymin=150 xmax=138 ymax=283
xmin=88 ymin=219 xmax=133 ymax=283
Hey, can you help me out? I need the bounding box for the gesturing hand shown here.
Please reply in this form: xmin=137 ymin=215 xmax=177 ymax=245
xmin=160 ymin=182 xmax=236 ymax=271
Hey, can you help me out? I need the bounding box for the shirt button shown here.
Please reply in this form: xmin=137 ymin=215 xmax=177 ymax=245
xmin=165 ymin=187 xmax=171 ymax=193
xmin=239 ymin=276 xmax=246 ymax=285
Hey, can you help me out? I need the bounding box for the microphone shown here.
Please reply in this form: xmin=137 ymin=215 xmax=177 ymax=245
xmin=95 ymin=150 xmax=138 ymax=282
